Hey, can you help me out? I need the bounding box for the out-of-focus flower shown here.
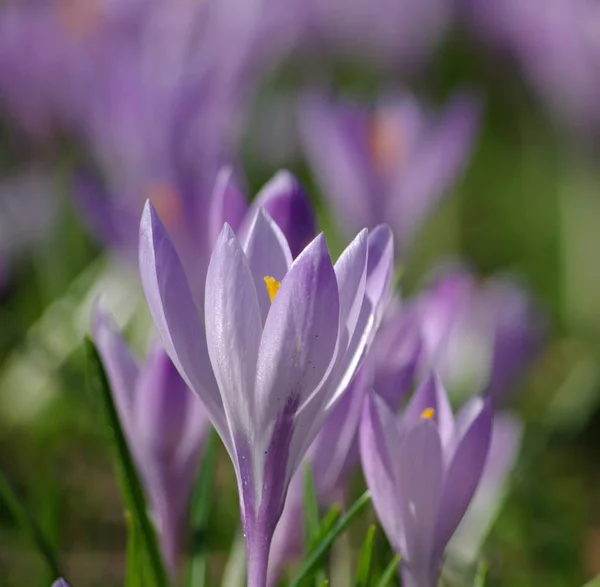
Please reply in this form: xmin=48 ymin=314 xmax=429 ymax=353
xmin=300 ymin=93 xmax=480 ymax=256
xmin=448 ymin=412 xmax=523 ymax=565
xmin=51 ymin=580 xmax=69 ymax=587
xmin=360 ymin=374 xmax=493 ymax=587
xmin=299 ymin=0 xmax=450 ymax=69
xmin=461 ymin=0 xmax=600 ymax=136
xmin=416 ymin=269 xmax=545 ymax=403
xmin=139 ymin=197 xmax=393 ymax=587
xmin=94 ymin=310 xmax=209 ymax=575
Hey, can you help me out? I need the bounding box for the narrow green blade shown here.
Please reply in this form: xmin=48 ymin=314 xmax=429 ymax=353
xmin=125 ymin=511 xmax=145 ymax=587
xmin=187 ymin=430 xmax=219 ymax=587
xmin=86 ymin=338 xmax=170 ymax=587
xmin=0 ymin=468 xmax=65 ymax=581
xmin=374 ymin=555 xmax=401 ymax=587
xmin=355 ymin=525 xmax=376 ymax=587
xmin=474 ymin=560 xmax=489 ymax=587
xmin=304 ymin=465 xmax=321 ymax=547
xmin=582 ymin=574 xmax=600 ymax=587
xmin=288 ymin=491 xmax=371 ymax=587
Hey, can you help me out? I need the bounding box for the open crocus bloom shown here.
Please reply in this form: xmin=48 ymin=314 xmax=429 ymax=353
xmin=140 ymin=202 xmax=393 ymax=587
xmin=300 ymin=92 xmax=480 ymax=255
xmin=360 ymin=373 xmax=492 ymax=587
xmin=94 ymin=311 xmax=209 ymax=575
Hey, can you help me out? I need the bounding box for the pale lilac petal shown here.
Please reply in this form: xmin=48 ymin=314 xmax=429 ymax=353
xmin=205 ymin=223 xmax=262 ymax=443
xmin=360 ymin=392 xmax=405 ymax=553
xmin=250 ymin=170 xmax=316 ymax=257
xmin=208 ymin=167 xmax=248 ymax=248
xmin=334 ymin=228 xmax=368 ymax=348
xmin=365 ymin=224 xmax=394 ymax=320
xmin=434 ymin=399 xmax=493 ymax=561
xmin=448 ymin=413 xmax=523 ymax=564
xmin=93 ymin=308 xmax=140 ymax=435
xmin=139 ymin=202 xmax=227 ymax=442
xmin=52 ymin=581 xmax=69 ymax=587
xmin=134 ymin=343 xmax=192 ymax=460
xmin=243 ymin=209 xmax=293 ymax=323
xmin=397 ymin=419 xmax=443 ymax=581
xmin=256 ymin=233 xmax=339 ymax=431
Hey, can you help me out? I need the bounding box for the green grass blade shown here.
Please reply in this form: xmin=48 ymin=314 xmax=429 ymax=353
xmin=374 ymin=555 xmax=401 ymax=587
xmin=582 ymin=575 xmax=600 ymax=587
xmin=288 ymin=491 xmax=371 ymax=587
xmin=474 ymin=560 xmax=489 ymax=587
xmin=0 ymin=468 xmax=65 ymax=581
xmin=187 ymin=430 xmax=219 ymax=587
xmin=304 ymin=465 xmax=321 ymax=547
xmin=125 ymin=511 xmax=145 ymax=587
xmin=86 ymin=338 xmax=170 ymax=587
xmin=355 ymin=525 xmax=376 ymax=587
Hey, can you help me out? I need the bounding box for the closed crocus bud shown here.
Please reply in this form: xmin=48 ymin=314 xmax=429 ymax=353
xmin=140 ymin=199 xmax=394 ymax=587
xmin=300 ymin=92 xmax=480 ymax=256
xmin=360 ymin=373 xmax=493 ymax=587
xmin=94 ymin=311 xmax=210 ymax=576
xmin=51 ymin=580 xmax=69 ymax=587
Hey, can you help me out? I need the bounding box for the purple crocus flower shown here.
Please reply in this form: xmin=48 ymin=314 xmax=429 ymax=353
xmin=94 ymin=310 xmax=210 ymax=575
xmin=360 ymin=373 xmax=493 ymax=587
xmin=300 ymin=93 xmax=480 ymax=256
xmin=139 ymin=199 xmax=393 ymax=587
xmin=416 ymin=268 xmax=545 ymax=403
xmin=447 ymin=412 xmax=522 ymax=565
xmin=51 ymin=580 xmax=69 ymax=587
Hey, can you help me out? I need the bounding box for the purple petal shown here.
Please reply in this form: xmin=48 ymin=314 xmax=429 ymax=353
xmin=371 ymin=307 xmax=422 ymax=410
xmin=93 ymin=308 xmax=140 ymax=436
xmin=365 ymin=224 xmax=394 ymax=325
xmin=139 ymin=201 xmax=227 ymax=442
xmin=390 ymin=94 xmax=481 ymax=252
xmin=448 ymin=413 xmax=522 ymax=564
xmin=397 ymin=419 xmax=444 ymax=582
xmin=334 ymin=228 xmax=368 ymax=348
xmin=243 ymin=208 xmax=293 ymax=323
xmin=299 ymin=95 xmax=375 ymax=237
xmin=402 ymin=373 xmax=453 ymax=448
xmin=205 ymin=223 xmax=262 ymax=444
xmin=208 ymin=167 xmax=248 ymax=249
xmin=249 ymin=170 xmax=316 ymax=258
xmin=51 ymin=581 xmax=69 ymax=587
xmin=134 ymin=343 xmax=193 ymax=460
xmin=360 ymin=392 xmax=405 ymax=553
xmin=255 ymin=233 xmax=339 ymax=470
xmin=434 ymin=399 xmax=493 ymax=561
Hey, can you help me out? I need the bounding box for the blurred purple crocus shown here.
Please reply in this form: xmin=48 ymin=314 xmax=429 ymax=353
xmin=94 ymin=310 xmax=210 ymax=576
xmin=300 ymin=93 xmax=480 ymax=256
xmin=51 ymin=580 xmax=69 ymax=587
xmin=139 ymin=197 xmax=393 ymax=587
xmin=416 ymin=268 xmax=545 ymax=403
xmin=360 ymin=374 xmax=493 ymax=587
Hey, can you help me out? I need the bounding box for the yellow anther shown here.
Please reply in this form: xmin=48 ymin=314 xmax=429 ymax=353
xmin=264 ymin=276 xmax=281 ymax=303
xmin=421 ymin=408 xmax=436 ymax=420
xmin=369 ymin=113 xmax=406 ymax=174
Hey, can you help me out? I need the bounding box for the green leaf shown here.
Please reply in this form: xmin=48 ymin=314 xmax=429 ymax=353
xmin=288 ymin=491 xmax=372 ymax=587
xmin=86 ymin=338 xmax=170 ymax=587
xmin=125 ymin=511 xmax=145 ymax=587
xmin=474 ymin=560 xmax=489 ymax=587
xmin=582 ymin=575 xmax=600 ymax=587
xmin=355 ymin=525 xmax=376 ymax=587
xmin=0 ymin=468 xmax=65 ymax=581
xmin=374 ymin=555 xmax=401 ymax=587
xmin=187 ymin=430 xmax=219 ymax=587
xmin=304 ymin=465 xmax=321 ymax=547
xmin=316 ymin=505 xmax=342 ymax=541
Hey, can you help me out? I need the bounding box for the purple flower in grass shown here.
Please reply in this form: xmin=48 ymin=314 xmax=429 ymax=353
xmin=300 ymin=93 xmax=480 ymax=256
xmin=139 ymin=200 xmax=393 ymax=587
xmin=51 ymin=580 xmax=69 ymax=587
xmin=94 ymin=311 xmax=210 ymax=576
xmin=360 ymin=373 xmax=493 ymax=587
